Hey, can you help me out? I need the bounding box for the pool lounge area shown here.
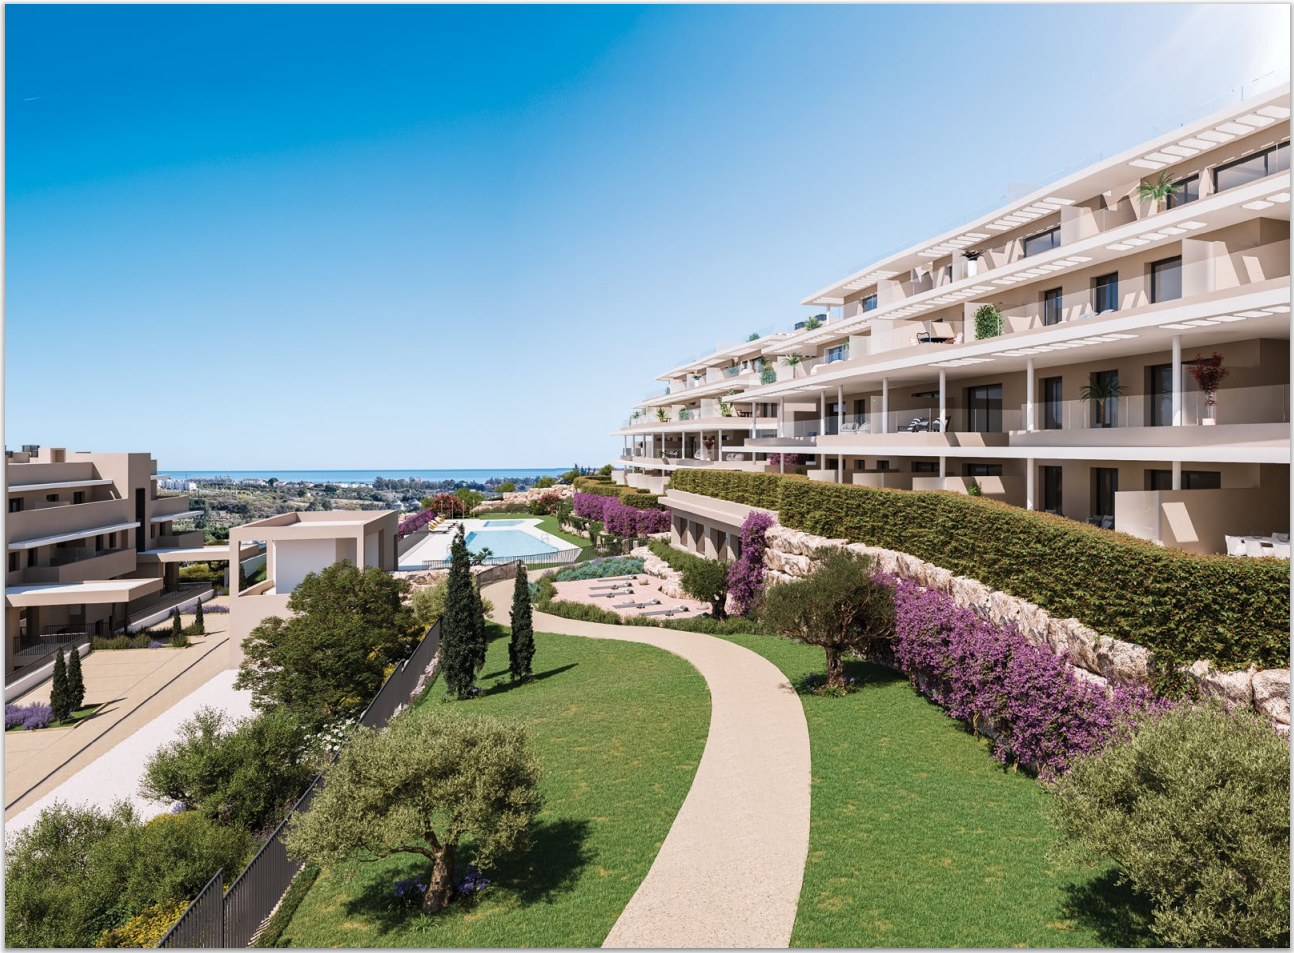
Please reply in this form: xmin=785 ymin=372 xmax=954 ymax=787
xmin=398 ymin=518 xmax=581 ymax=570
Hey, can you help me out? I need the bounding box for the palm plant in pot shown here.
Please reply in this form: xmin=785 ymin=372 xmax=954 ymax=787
xmin=963 ymin=248 xmax=985 ymax=277
xmin=1188 ymin=352 xmax=1229 ymax=425
xmin=1080 ymin=374 xmax=1127 ymax=428
xmin=782 ymin=353 xmax=806 ymax=378
xmin=655 ymin=408 xmax=669 ymax=423
xmin=1136 ymin=172 xmax=1180 ymax=214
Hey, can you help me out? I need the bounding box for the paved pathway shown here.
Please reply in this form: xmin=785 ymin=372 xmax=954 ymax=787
xmin=482 ymin=579 xmax=811 ymax=949
xmin=6 ymin=669 xmax=253 ymax=834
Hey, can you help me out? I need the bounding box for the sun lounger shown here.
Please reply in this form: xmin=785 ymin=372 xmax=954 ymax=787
xmin=613 ymin=599 xmax=660 ymax=609
xmin=592 ymin=590 xmax=632 ymax=598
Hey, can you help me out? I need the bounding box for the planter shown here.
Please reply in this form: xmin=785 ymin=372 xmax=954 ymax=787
xmin=1202 ymin=418 xmax=1216 ymax=426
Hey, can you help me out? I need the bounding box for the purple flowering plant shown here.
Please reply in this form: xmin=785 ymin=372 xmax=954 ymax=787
xmin=727 ymin=510 xmax=774 ymax=616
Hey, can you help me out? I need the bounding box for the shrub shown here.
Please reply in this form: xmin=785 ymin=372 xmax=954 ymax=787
xmin=95 ymin=899 xmax=187 ymax=948
xmin=669 ymin=469 xmax=1289 ymax=673
xmin=534 ymin=476 xmax=555 ymax=489
xmin=194 ymin=601 xmax=205 ymax=634
xmin=553 ymin=556 xmax=644 ymax=581
xmin=141 ymin=707 xmax=320 ymax=832
xmin=597 ymin=464 xmax=614 ymax=477
xmin=681 ymin=558 xmax=731 ymax=620
xmin=50 ymin=650 xmax=72 ymax=723
xmin=497 ymin=481 xmax=517 ymax=493
xmin=285 ymin=711 xmax=541 ymax=915
xmin=727 ymin=511 xmax=774 ymax=616
xmin=92 ymin=633 xmax=156 ymax=651
xmin=1046 ymin=704 xmax=1290 ymax=947
xmin=573 ymin=492 xmax=668 ymax=537
xmin=973 ymin=303 xmax=1003 ymax=339
xmin=761 ymin=548 xmax=895 ymax=689
xmin=411 ymin=578 xmax=495 ymax=630
xmin=890 ymin=578 xmax=1165 ymax=775
xmin=5 ymin=701 xmax=53 ymax=731
xmin=760 ymin=367 xmax=777 ymax=385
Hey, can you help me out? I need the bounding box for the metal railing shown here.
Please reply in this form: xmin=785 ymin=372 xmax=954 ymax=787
xmin=157 ymin=563 xmax=527 ymax=948
xmin=419 ymin=547 xmax=582 ymax=570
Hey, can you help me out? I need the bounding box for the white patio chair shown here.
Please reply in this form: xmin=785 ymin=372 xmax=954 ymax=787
xmin=1245 ymin=538 xmax=1273 ymax=558
xmin=1224 ymin=535 xmax=1248 ymax=557
xmin=1272 ymin=541 xmax=1291 ymax=559
xmin=1273 ymin=533 xmax=1290 ymax=543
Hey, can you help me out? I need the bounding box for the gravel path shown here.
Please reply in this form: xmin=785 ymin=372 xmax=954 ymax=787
xmin=6 ymin=670 xmax=253 ymax=835
xmin=482 ymin=579 xmax=811 ymax=949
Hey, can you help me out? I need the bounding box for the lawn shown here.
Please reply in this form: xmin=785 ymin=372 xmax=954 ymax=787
xmin=714 ymin=632 xmax=1152 ymax=949
xmin=277 ymin=625 xmax=710 ymax=948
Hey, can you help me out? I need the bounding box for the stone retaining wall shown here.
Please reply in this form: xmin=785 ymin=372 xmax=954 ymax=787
xmin=474 ymin=485 xmax=574 ymax=514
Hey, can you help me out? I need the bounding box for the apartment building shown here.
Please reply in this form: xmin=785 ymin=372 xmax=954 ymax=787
xmin=613 ymin=85 xmax=1292 ymax=555
xmin=1 ymin=446 xmax=233 ymax=675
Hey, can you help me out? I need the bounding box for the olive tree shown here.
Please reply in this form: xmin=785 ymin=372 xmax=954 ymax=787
xmin=285 ymin=711 xmax=541 ymax=915
xmin=760 ymin=548 xmax=894 ymax=689
xmin=681 ymin=558 xmax=731 ymax=621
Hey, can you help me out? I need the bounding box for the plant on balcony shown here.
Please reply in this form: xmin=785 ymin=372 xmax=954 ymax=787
xmin=1079 ymin=376 xmax=1127 ymax=427
xmin=747 ymin=331 xmax=761 ymax=342
xmin=1137 ymin=171 xmax=1180 ymax=213
xmin=679 ymin=409 xmax=692 ymax=421
xmin=1188 ymin=352 xmax=1229 ymax=423
xmin=804 ymin=316 xmax=822 ymax=331
xmin=718 ymin=400 xmax=733 ymax=417
xmin=655 ymin=408 xmax=669 ymax=422
xmin=973 ymin=304 xmax=1004 ymax=340
xmin=963 ymin=248 xmax=984 ymax=261
xmin=760 ymin=366 xmax=777 ymax=385
xmin=782 ymin=353 xmax=805 ymax=378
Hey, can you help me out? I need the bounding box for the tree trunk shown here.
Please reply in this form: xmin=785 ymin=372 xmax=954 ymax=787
xmin=825 ymin=645 xmax=846 ymax=688
xmin=421 ymin=843 xmax=457 ymax=915
xmin=711 ymin=596 xmax=727 ymax=621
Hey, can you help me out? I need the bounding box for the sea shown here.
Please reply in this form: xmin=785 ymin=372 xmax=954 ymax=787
xmin=164 ymin=468 xmax=569 ymax=485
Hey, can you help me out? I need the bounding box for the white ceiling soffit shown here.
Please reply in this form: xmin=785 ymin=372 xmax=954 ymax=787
xmin=1127 ymin=105 xmax=1291 ymax=170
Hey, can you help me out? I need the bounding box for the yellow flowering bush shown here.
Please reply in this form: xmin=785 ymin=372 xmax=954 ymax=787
xmin=95 ymin=899 xmax=187 ymax=948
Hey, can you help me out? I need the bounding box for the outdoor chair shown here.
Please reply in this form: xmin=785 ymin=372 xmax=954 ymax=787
xmin=1273 ymin=541 xmax=1292 ymax=559
xmin=1100 ymin=515 xmax=1115 ymax=530
xmin=1274 ymin=533 xmax=1290 ymax=543
xmin=1224 ymin=535 xmax=1248 ymax=557
xmin=1245 ymin=539 xmax=1274 ymax=558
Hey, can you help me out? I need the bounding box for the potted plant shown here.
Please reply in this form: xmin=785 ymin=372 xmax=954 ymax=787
xmin=782 ymin=353 xmax=805 ymax=378
xmin=1137 ymin=171 xmax=1179 ymax=214
xmin=718 ymin=400 xmax=733 ymax=417
xmin=964 ymin=249 xmax=984 ymax=277
xmin=655 ymin=408 xmax=669 ymax=423
xmin=760 ymin=366 xmax=777 ymax=385
xmin=804 ymin=316 xmax=823 ymax=331
xmin=972 ymin=304 xmax=1003 ymax=341
xmin=1188 ymin=352 xmax=1229 ymax=425
xmin=1080 ymin=375 xmax=1127 ymax=427
xmin=747 ymin=331 xmax=761 ymax=342
xmin=679 ymin=408 xmax=692 ymax=421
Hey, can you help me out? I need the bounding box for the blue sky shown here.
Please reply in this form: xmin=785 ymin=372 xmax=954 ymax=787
xmin=6 ymin=4 xmax=1288 ymax=470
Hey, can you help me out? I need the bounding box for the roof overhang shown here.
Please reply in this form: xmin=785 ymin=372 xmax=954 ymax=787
xmin=8 ymin=521 xmax=141 ymax=551
xmin=6 ymin=577 xmax=164 ymax=608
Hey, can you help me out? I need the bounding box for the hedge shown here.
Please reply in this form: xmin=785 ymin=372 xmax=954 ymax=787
xmin=669 ymin=469 xmax=1289 ymax=671
xmin=574 ymin=476 xmax=663 ymax=509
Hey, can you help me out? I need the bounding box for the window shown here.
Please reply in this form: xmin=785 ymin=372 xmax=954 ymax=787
xmin=1149 ymin=364 xmax=1173 ymax=427
xmin=1093 ymin=467 xmax=1119 ymax=519
xmin=8 ymin=553 xmax=17 ymax=572
xmin=73 ymin=491 xmax=85 ymax=505
xmin=1093 ymin=272 xmax=1119 ymax=313
xmin=1147 ymin=470 xmax=1222 ymax=490
xmin=912 ymin=461 xmax=939 ymax=473
xmin=967 ymin=383 xmax=1004 ymax=433
xmin=1042 ymin=376 xmax=1064 ymax=430
xmin=96 ymin=534 xmax=105 ymax=552
xmin=1213 ymin=141 xmax=1290 ymax=192
xmin=8 ymin=498 xmax=22 ymax=513
xmin=861 ymin=294 xmax=877 ymax=313
xmin=27 ymin=549 xmax=36 ymax=567
xmin=825 ymin=344 xmax=848 ymax=364
xmin=965 ymin=463 xmax=1003 ymax=477
xmin=1090 ymin=370 xmax=1121 ymax=428
xmin=45 ymin=494 xmax=58 ymax=503
xmin=1042 ymin=466 xmax=1063 ymax=513
xmin=1023 ymin=226 xmax=1060 ymax=258
xmin=108 ymin=532 xmax=117 ymax=548
xmin=876 ymin=460 xmax=891 ymax=471
xmin=1150 ymin=256 xmax=1183 ymax=303
xmin=1167 ymin=174 xmax=1199 ymax=208
xmin=1043 ymin=287 xmax=1064 ymax=326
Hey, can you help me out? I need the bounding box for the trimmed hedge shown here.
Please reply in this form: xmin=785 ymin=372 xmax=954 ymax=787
xmin=670 ymin=469 xmax=1289 ymax=670
xmin=574 ymin=476 xmax=663 ymax=509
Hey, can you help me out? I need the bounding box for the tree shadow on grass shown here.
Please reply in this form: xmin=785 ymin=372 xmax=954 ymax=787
xmin=845 ymin=658 xmax=904 ymax=688
xmin=1060 ymin=867 xmax=1155 ymax=947
xmin=479 ymin=664 xmax=578 ymax=693
xmin=340 ymin=818 xmax=594 ymax=932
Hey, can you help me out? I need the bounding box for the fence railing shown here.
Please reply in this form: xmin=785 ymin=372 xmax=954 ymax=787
xmin=155 ymin=564 xmax=527 ymax=948
xmin=419 ymin=548 xmax=581 ymax=570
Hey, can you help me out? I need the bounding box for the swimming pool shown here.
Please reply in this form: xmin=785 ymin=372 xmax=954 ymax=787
xmin=485 ymin=519 xmax=526 ymax=527
xmin=464 ymin=529 xmax=559 ymax=559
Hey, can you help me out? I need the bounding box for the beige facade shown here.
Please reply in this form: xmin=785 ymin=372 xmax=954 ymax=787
xmin=227 ymin=510 xmax=399 ymax=669
xmin=3 ymin=446 xmax=227 ymax=675
xmin=613 ymin=86 xmax=1292 ymax=554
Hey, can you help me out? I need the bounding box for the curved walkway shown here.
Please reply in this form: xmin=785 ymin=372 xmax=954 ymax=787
xmin=482 ymin=580 xmax=811 ymax=949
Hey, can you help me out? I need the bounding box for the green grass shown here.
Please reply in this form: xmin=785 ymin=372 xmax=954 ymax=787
xmin=713 ymin=632 xmax=1152 ymax=948
xmin=278 ymin=625 xmax=710 ymax=948
xmin=475 ymin=511 xmax=594 ymax=555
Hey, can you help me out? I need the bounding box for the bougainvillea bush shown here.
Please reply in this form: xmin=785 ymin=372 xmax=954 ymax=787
xmin=572 ymin=493 xmax=668 ymax=537
xmin=397 ymin=508 xmax=439 ymax=537
xmin=887 ymin=577 xmax=1167 ymax=777
xmin=727 ymin=511 xmax=775 ymax=616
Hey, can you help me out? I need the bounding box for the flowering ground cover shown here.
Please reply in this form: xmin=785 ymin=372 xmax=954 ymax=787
xmin=276 ymin=624 xmax=709 ymax=947
xmin=713 ymin=631 xmax=1151 ymax=948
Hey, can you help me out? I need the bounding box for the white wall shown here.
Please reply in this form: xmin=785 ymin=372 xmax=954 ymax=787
xmin=275 ymin=537 xmax=343 ymax=593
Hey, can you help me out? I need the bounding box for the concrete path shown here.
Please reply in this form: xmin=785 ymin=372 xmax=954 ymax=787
xmin=6 ymin=669 xmax=253 ymax=834
xmin=5 ymin=600 xmax=235 ymax=819
xmin=482 ymin=579 xmax=811 ymax=949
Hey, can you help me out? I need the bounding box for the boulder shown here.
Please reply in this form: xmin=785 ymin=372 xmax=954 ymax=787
xmin=1185 ymin=660 xmax=1256 ymax=709
xmin=766 ymin=549 xmax=812 ymax=577
xmin=1094 ymin=636 xmax=1154 ymax=686
xmin=1252 ymin=668 xmax=1290 ymax=725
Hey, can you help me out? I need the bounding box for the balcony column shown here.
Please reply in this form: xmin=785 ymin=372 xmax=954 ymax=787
xmin=1026 ymin=358 xmax=1036 ymax=432
xmin=881 ymin=378 xmax=889 ymax=434
xmin=1171 ymin=334 xmax=1183 ymax=427
xmin=819 ymin=391 xmax=826 ymax=436
xmin=938 ymin=370 xmax=947 ymax=432
xmin=778 ymin=398 xmax=784 ymax=439
xmin=1172 ymin=459 xmax=1182 ymax=491
xmin=1026 ymin=457 xmax=1036 ymax=510
xmin=939 ymin=456 xmax=946 ymax=479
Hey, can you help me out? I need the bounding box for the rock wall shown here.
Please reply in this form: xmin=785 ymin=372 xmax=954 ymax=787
xmin=475 ymin=484 xmax=574 ymax=514
xmin=762 ymin=525 xmax=1288 ymax=727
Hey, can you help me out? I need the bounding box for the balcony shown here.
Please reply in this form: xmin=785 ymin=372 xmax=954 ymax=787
xmin=7 ymin=498 xmax=135 ymax=547
xmin=16 ymin=547 xmax=138 ymax=585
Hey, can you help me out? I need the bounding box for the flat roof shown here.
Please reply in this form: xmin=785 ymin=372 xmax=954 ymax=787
xmin=149 ymin=510 xmax=203 ymax=523
xmin=7 ymin=478 xmax=115 ymax=494
xmin=5 ymin=577 xmax=163 ymax=608
xmin=138 ymin=542 xmax=262 ymax=563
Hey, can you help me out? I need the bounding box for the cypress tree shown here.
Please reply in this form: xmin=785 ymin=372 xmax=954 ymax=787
xmin=440 ymin=528 xmax=479 ymax=698
xmin=194 ymin=600 xmax=205 ymax=635
xmin=66 ymin=646 xmax=85 ymax=713
xmin=469 ymin=578 xmax=488 ymax=674
xmin=238 ymin=562 xmax=248 ymax=592
xmin=50 ymin=650 xmax=72 ymax=723
xmin=509 ymin=565 xmax=535 ymax=680
xmin=172 ymin=611 xmax=183 ymax=638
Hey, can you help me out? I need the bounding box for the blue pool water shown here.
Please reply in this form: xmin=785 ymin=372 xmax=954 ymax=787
xmin=486 ymin=519 xmax=526 ymax=527
xmin=465 ymin=529 xmax=558 ymax=558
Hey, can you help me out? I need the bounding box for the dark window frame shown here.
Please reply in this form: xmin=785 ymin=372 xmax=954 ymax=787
xmin=1042 ymin=287 xmax=1064 ymax=326
xmin=1093 ymin=272 xmax=1119 ymax=313
xmin=1042 ymin=376 xmax=1064 ymax=430
xmin=1167 ymin=174 xmax=1199 ymax=208
xmin=1150 ymin=255 xmax=1183 ymax=304
xmin=1023 ymin=226 xmax=1061 ymax=258
xmin=967 ymin=383 xmax=1004 ymax=433
xmin=1213 ymin=140 xmax=1291 ymax=193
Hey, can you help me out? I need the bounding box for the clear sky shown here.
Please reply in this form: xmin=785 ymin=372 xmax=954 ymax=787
xmin=5 ymin=4 xmax=1289 ymax=470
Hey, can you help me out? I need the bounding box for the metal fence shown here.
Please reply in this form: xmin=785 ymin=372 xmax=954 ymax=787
xmin=158 ymin=562 xmax=523 ymax=947
xmin=419 ymin=548 xmax=580 ymax=570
